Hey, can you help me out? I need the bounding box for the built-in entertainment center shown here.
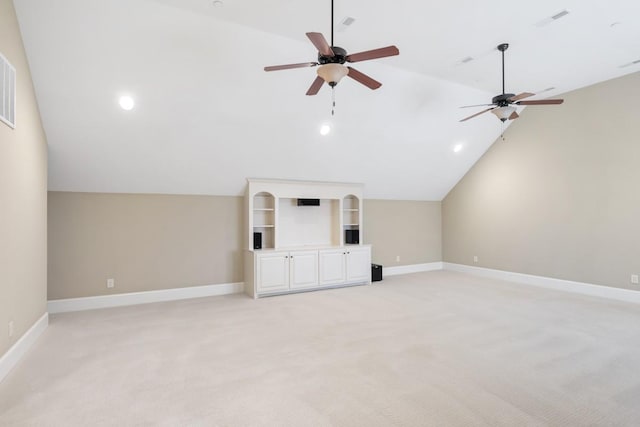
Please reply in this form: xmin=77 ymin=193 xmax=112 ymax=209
xmin=244 ymin=178 xmax=372 ymax=298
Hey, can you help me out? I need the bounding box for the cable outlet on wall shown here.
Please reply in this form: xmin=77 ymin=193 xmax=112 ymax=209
xmin=473 ymin=255 xmax=478 ymax=263
xmin=632 ymin=275 xmax=639 ymax=285
xmin=8 ymin=320 xmax=14 ymax=338
xmin=396 ymin=255 xmax=400 ymax=263
xmin=107 ymin=278 xmax=115 ymax=288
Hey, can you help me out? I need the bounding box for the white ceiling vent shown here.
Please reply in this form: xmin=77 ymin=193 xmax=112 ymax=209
xmin=619 ymin=59 xmax=640 ymax=68
xmin=337 ymin=16 xmax=356 ymax=32
xmin=536 ymin=9 xmax=571 ymax=27
xmin=0 ymin=52 xmax=16 ymax=129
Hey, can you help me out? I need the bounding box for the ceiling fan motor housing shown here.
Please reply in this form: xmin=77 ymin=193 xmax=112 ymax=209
xmin=318 ymin=46 xmax=347 ymax=64
xmin=492 ymin=93 xmax=516 ymax=106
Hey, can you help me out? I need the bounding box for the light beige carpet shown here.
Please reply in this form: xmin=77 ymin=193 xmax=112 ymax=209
xmin=2 ymin=270 xmax=640 ymax=426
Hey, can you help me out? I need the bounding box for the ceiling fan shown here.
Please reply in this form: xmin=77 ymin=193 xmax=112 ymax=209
xmin=459 ymin=43 xmax=564 ymax=122
xmin=263 ymin=0 xmax=399 ymax=96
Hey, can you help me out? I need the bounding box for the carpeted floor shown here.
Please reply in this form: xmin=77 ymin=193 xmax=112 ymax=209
xmin=2 ymin=270 xmax=640 ymax=426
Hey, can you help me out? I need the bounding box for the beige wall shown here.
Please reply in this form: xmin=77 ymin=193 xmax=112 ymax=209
xmin=48 ymin=194 xmax=442 ymax=299
xmin=48 ymin=192 xmax=244 ymax=300
xmin=443 ymin=71 xmax=640 ymax=290
xmin=0 ymin=0 xmax=48 ymax=357
xmin=364 ymin=200 xmax=441 ymax=267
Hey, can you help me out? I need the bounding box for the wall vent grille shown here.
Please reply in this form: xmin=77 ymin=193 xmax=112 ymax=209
xmin=0 ymin=52 xmax=16 ymax=129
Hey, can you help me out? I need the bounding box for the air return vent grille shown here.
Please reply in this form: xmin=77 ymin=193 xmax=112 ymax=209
xmin=0 ymin=52 xmax=16 ymax=129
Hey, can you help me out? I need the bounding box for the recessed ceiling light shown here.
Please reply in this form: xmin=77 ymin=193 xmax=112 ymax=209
xmin=320 ymin=124 xmax=331 ymax=136
xmin=118 ymin=95 xmax=135 ymax=111
xmin=212 ymin=0 xmax=224 ymax=7
xmin=453 ymin=144 xmax=463 ymax=153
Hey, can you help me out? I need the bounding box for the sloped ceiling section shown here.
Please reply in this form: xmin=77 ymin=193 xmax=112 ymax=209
xmin=14 ymin=0 xmax=640 ymax=200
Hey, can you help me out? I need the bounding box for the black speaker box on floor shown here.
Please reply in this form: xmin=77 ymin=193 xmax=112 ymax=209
xmin=253 ymin=232 xmax=262 ymax=250
xmin=371 ymin=264 xmax=383 ymax=282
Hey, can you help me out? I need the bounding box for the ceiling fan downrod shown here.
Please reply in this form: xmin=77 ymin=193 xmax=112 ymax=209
xmin=498 ymin=43 xmax=508 ymax=95
xmin=331 ymin=0 xmax=334 ymax=47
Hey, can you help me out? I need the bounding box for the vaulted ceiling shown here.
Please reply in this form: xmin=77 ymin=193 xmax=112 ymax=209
xmin=14 ymin=0 xmax=640 ymax=199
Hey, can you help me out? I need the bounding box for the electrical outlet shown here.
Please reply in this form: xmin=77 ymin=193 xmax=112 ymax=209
xmin=473 ymin=256 xmax=478 ymax=263
xmin=396 ymin=255 xmax=400 ymax=263
xmin=107 ymin=278 xmax=115 ymax=288
xmin=632 ymin=275 xmax=639 ymax=285
xmin=8 ymin=321 xmax=14 ymax=338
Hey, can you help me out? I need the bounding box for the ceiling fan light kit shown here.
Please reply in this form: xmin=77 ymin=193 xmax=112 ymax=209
xmin=491 ymin=105 xmax=516 ymax=121
xmin=317 ymin=63 xmax=349 ymax=86
xmin=459 ymin=43 xmax=564 ymax=123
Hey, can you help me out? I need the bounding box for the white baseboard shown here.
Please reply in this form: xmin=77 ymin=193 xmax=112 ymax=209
xmin=0 ymin=312 xmax=48 ymax=384
xmin=443 ymin=263 xmax=640 ymax=304
xmin=48 ymin=282 xmax=245 ymax=314
xmin=384 ymin=262 xmax=444 ymax=277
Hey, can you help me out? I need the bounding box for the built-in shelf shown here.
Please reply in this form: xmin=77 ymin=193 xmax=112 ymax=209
xmin=245 ymin=178 xmax=369 ymax=299
xmin=252 ymin=191 xmax=276 ymax=249
xmin=342 ymin=194 xmax=361 ymax=244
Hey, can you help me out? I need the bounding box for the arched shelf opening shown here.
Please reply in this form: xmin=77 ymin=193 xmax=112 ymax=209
xmin=342 ymin=194 xmax=360 ymax=245
xmin=252 ymin=192 xmax=275 ymax=249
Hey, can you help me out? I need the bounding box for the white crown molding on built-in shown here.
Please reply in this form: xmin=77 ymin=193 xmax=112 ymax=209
xmin=48 ymin=282 xmax=244 ymax=314
xmin=0 ymin=313 xmax=48 ymax=384
xmin=443 ymin=263 xmax=640 ymax=304
xmin=384 ymin=262 xmax=444 ymax=277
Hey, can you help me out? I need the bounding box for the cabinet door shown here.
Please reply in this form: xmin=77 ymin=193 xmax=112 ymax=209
xmin=345 ymin=247 xmax=371 ymax=284
xmin=256 ymin=252 xmax=290 ymax=293
xmin=319 ymin=249 xmax=346 ymax=286
xmin=289 ymin=250 xmax=319 ymax=289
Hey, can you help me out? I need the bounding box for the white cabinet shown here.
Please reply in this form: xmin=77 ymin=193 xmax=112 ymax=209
xmin=247 ymin=246 xmax=371 ymax=298
xmin=319 ymin=249 xmax=347 ymax=286
xmin=289 ymin=250 xmax=319 ymax=290
xmin=245 ymin=179 xmax=371 ymax=298
xmin=345 ymin=247 xmax=371 ymax=284
xmin=256 ymin=251 xmax=289 ymax=293
xmin=319 ymin=247 xmax=371 ymax=286
xmin=254 ymin=250 xmax=319 ymax=295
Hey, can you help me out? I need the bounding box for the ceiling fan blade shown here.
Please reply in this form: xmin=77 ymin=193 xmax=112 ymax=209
xmin=346 ymin=67 xmax=382 ymax=90
xmin=264 ymin=62 xmax=318 ymax=72
xmin=508 ymin=111 xmax=519 ymax=120
xmin=517 ymin=99 xmax=564 ymax=105
xmin=345 ymin=46 xmax=399 ymax=63
xmin=306 ymin=32 xmax=334 ymax=57
xmin=459 ymin=107 xmax=495 ymax=122
xmin=306 ymin=76 xmax=325 ymax=96
xmin=460 ymin=103 xmax=495 ymax=108
xmin=508 ymin=92 xmax=535 ymax=102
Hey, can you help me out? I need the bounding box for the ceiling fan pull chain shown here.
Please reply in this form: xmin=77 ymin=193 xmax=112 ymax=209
xmin=332 ymin=86 xmax=336 ymax=115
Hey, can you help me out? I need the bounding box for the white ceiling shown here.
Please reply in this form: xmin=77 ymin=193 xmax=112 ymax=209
xmin=13 ymin=0 xmax=640 ymax=200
